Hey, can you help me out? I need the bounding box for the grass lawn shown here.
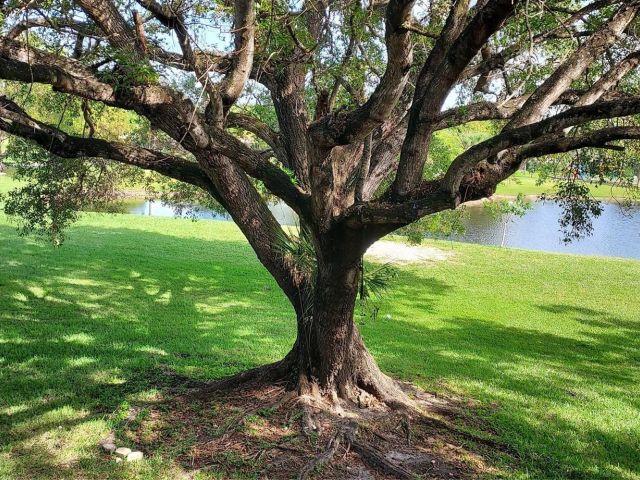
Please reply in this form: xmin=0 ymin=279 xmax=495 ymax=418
xmin=1 ymin=176 xmax=639 ymax=478
xmin=0 ymin=172 xmax=17 ymax=196
xmin=495 ymin=171 xmax=633 ymax=199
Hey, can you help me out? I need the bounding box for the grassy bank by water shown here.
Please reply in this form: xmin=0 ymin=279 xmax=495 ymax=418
xmin=495 ymin=171 xmax=633 ymax=199
xmin=1 ymin=211 xmax=639 ymax=479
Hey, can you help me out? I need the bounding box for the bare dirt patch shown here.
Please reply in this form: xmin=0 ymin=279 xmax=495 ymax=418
xmin=365 ymin=241 xmax=454 ymax=264
xmin=119 ymin=370 xmax=505 ymax=479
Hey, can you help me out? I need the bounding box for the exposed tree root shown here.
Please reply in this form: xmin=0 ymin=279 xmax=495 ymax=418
xmin=123 ymin=364 xmax=504 ymax=479
xmin=298 ymin=421 xmax=416 ymax=480
xmin=298 ymin=394 xmax=323 ymax=436
xmin=298 ymin=432 xmax=343 ymax=479
xmin=347 ymin=433 xmax=415 ymax=479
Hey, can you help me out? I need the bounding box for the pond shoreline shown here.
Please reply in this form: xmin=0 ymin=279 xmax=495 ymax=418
xmin=464 ymin=193 xmax=640 ymax=206
xmin=118 ymin=197 xmax=640 ymax=260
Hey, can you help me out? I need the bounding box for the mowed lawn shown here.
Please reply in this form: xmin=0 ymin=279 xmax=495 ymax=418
xmin=1 ymin=210 xmax=639 ymax=478
xmin=495 ymin=171 xmax=633 ymax=199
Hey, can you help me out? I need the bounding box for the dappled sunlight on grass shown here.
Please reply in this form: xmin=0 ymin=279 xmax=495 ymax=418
xmin=362 ymin=244 xmax=640 ymax=479
xmin=1 ymin=214 xmax=297 ymax=478
xmin=1 ymin=213 xmax=639 ymax=479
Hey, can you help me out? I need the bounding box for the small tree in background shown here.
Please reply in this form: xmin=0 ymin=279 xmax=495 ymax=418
xmin=484 ymin=193 xmax=532 ymax=247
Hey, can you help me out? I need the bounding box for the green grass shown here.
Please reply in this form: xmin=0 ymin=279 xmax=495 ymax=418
xmin=495 ymin=171 xmax=632 ymax=199
xmin=0 ymin=171 xmax=17 ymax=196
xmin=1 ymin=175 xmax=639 ymax=479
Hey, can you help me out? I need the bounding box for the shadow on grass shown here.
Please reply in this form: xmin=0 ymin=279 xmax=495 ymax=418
xmin=368 ymin=303 xmax=639 ymax=478
xmin=0 ymin=223 xmax=295 ymax=453
xmin=1 ymin=221 xmax=638 ymax=479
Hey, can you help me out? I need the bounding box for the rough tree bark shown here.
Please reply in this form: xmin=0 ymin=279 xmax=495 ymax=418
xmin=296 ymin=229 xmax=408 ymax=407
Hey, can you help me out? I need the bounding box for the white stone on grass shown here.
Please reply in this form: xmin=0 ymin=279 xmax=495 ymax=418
xmin=127 ymin=451 xmax=144 ymax=462
xmin=101 ymin=442 xmax=116 ymax=453
xmin=114 ymin=447 xmax=132 ymax=457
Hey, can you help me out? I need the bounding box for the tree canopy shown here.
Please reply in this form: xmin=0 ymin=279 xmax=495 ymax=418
xmin=2 ymin=1 xmax=640 ymax=242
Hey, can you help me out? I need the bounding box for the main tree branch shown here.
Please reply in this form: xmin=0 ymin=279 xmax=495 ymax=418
xmin=392 ymin=0 xmax=519 ymax=197
xmin=307 ymin=0 xmax=414 ymax=148
xmin=0 ymin=96 xmax=219 ymax=197
xmin=0 ymin=36 xmax=307 ymax=212
xmin=442 ymin=97 xmax=640 ymax=193
xmin=506 ymin=2 xmax=640 ymax=129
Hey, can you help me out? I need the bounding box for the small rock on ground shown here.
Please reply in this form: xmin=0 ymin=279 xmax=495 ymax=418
xmin=127 ymin=451 xmax=144 ymax=462
xmin=101 ymin=443 xmax=116 ymax=453
xmin=115 ymin=447 xmax=132 ymax=458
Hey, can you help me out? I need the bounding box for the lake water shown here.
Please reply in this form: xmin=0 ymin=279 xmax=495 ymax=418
xmin=127 ymin=200 xmax=297 ymax=225
xmin=452 ymin=201 xmax=640 ymax=259
xmin=126 ymin=199 xmax=640 ymax=260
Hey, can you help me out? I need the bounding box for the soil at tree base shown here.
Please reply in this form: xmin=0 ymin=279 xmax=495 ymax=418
xmin=116 ymin=365 xmax=508 ymax=479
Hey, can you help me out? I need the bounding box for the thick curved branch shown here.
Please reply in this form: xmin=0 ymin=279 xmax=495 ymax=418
xmin=219 ymin=0 xmax=255 ymax=114
xmin=392 ymin=0 xmax=519 ymax=197
xmin=0 ymin=96 xmax=216 ymax=195
xmin=339 ymin=180 xmax=453 ymax=228
xmin=507 ymin=3 xmax=640 ymax=128
xmin=574 ymin=51 xmax=640 ymax=107
xmin=360 ymin=89 xmax=631 ymax=200
xmin=307 ymin=0 xmax=414 ymax=148
xmin=515 ymin=126 xmax=640 ymax=161
xmin=442 ymin=97 xmax=640 ymax=193
xmin=412 ymin=0 xmax=471 ymax=108
xmin=206 ymin=126 xmax=310 ymax=212
xmin=74 ymin=0 xmax=145 ymax=60
xmin=453 ymin=126 xmax=640 ymax=202
xmin=343 ymin=125 xmax=640 ymax=229
xmin=432 ymin=89 xmax=632 ymax=129
xmin=226 ymin=112 xmax=284 ymax=160
xmin=268 ymin=66 xmax=311 ymax=189
xmin=137 ymin=0 xmax=255 ymax=124
xmin=0 ymin=36 xmax=117 ymax=103
xmin=3 ymin=12 xmax=229 ymax=73
xmin=0 ymin=36 xmax=305 ymax=210
xmin=460 ymin=0 xmax=622 ymax=81
xmin=6 ymin=18 xmax=103 ymax=40
xmin=0 ymin=36 xmax=216 ymax=150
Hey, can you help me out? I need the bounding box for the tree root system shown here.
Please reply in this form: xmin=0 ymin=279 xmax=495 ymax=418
xmin=116 ymin=366 xmax=507 ymax=479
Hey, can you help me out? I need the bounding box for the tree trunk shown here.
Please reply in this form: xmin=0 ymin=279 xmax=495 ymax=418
xmin=208 ymin=228 xmax=408 ymax=409
xmin=289 ymin=251 xmax=408 ymax=408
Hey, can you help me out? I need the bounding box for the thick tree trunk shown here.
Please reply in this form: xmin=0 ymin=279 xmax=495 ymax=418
xmin=289 ymin=250 xmax=409 ymax=408
xmin=206 ymin=226 xmax=408 ymax=409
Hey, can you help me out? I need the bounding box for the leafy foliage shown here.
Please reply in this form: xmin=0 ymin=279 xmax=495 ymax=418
xmin=484 ymin=192 xmax=532 ymax=219
xmin=550 ymin=178 xmax=604 ymax=244
xmin=484 ymin=193 xmax=532 ymax=247
xmin=1 ymin=140 xmax=117 ymax=244
xmin=397 ymin=208 xmax=468 ymax=245
xmin=97 ymin=49 xmax=159 ymax=89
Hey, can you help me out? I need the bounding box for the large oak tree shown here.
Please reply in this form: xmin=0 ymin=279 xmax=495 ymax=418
xmin=1 ymin=0 xmax=640 ymax=410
